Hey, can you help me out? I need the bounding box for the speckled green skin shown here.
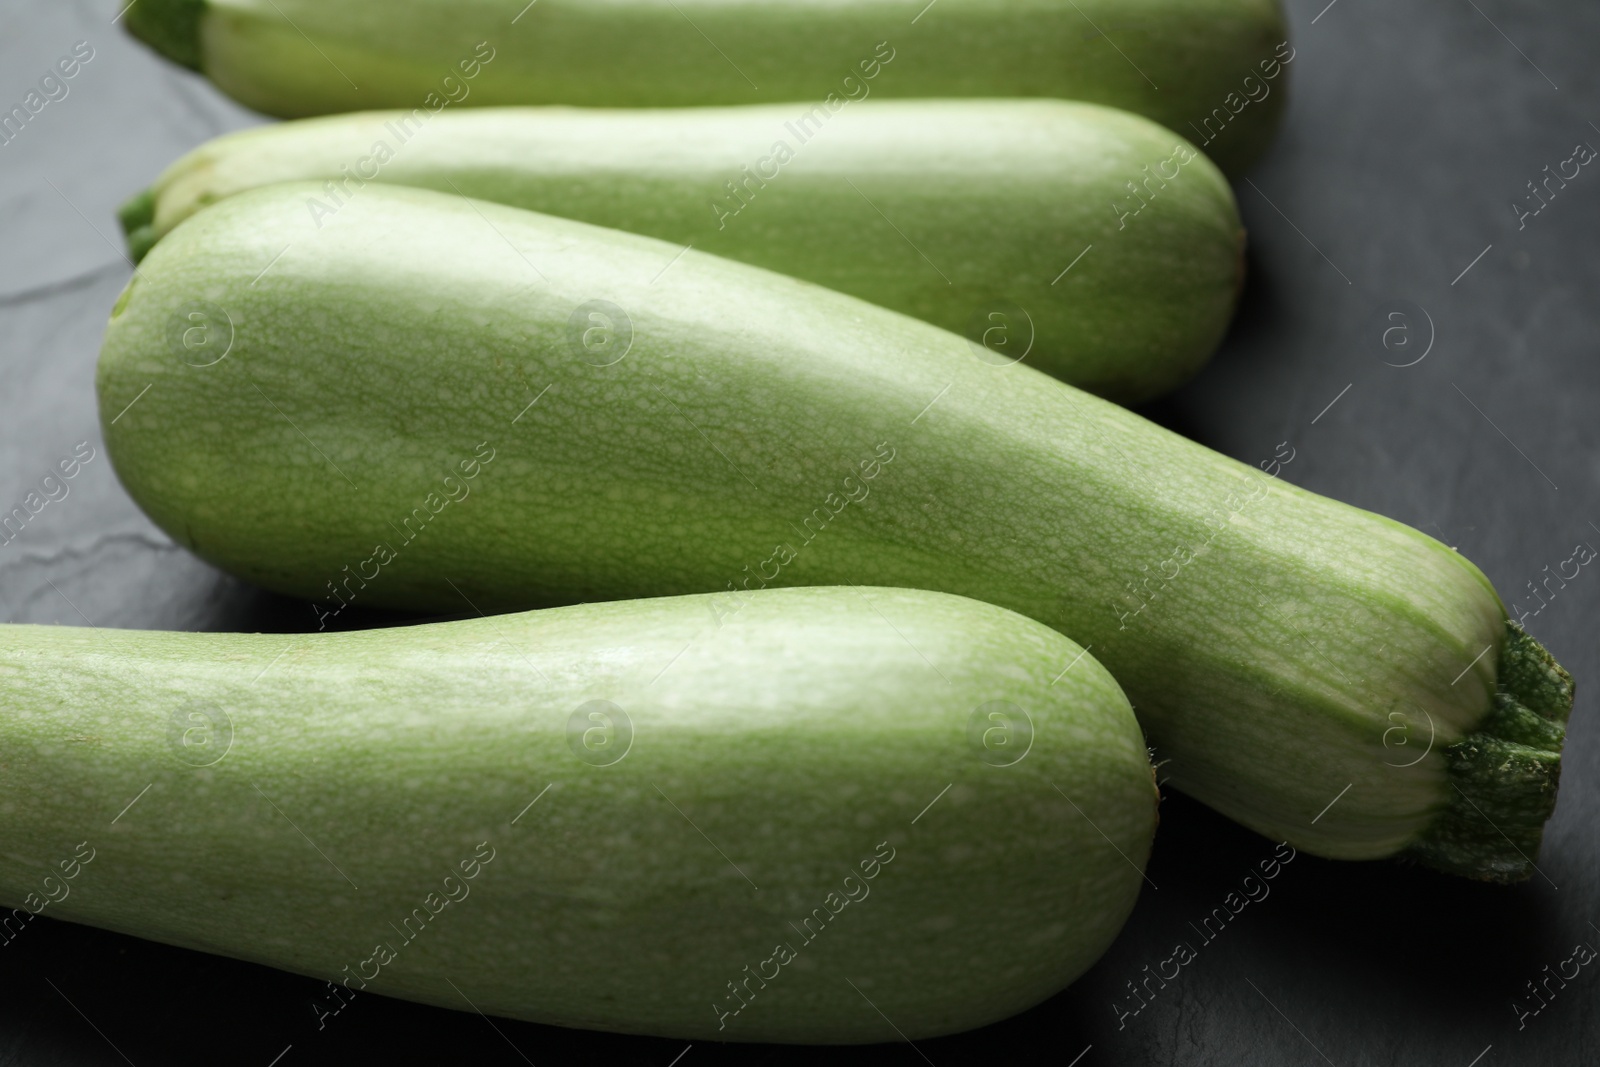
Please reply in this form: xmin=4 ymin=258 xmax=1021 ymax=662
xmin=97 ymin=185 xmax=1572 ymax=878
xmin=119 ymin=101 xmax=1244 ymax=402
xmin=0 ymin=588 xmax=1155 ymax=1042
xmin=123 ymin=0 xmax=1289 ymax=175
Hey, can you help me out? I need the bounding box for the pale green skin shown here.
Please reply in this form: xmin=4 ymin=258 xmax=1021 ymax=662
xmin=0 ymin=587 xmax=1155 ymax=1042
xmin=124 ymin=101 xmax=1244 ymax=402
xmin=130 ymin=0 xmax=1289 ymax=175
xmin=98 ymin=184 xmax=1507 ymax=863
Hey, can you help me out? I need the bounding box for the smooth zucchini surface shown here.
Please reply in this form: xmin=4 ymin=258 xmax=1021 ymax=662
xmin=119 ymin=101 xmax=1244 ymax=402
xmin=0 ymin=587 xmax=1156 ymax=1042
xmin=97 ymin=184 xmax=1573 ymax=880
xmin=124 ymin=0 xmax=1290 ymax=175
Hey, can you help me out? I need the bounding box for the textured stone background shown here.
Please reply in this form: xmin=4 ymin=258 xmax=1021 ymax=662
xmin=1 ymin=0 xmax=1595 ymax=1062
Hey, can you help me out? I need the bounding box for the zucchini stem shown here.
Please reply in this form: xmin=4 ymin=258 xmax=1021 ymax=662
xmin=124 ymin=0 xmax=206 ymax=72
xmin=1404 ymin=621 xmax=1573 ymax=883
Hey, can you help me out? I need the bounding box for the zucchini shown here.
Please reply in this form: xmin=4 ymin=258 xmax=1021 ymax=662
xmin=118 ymin=101 xmax=1244 ymax=402
xmin=122 ymin=0 xmax=1289 ymax=175
xmin=97 ymin=183 xmax=1574 ymax=881
xmin=0 ymin=587 xmax=1155 ymax=1042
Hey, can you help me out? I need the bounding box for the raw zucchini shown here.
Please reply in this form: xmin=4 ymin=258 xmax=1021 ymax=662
xmin=124 ymin=0 xmax=1289 ymax=175
xmin=97 ymin=184 xmax=1574 ymax=881
xmin=0 ymin=587 xmax=1155 ymax=1042
xmin=118 ymin=101 xmax=1244 ymax=401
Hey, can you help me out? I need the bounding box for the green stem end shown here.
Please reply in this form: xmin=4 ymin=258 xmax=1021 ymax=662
xmin=123 ymin=0 xmax=207 ymax=73
xmin=117 ymin=188 xmax=158 ymax=263
xmin=1403 ymin=621 xmax=1574 ymax=883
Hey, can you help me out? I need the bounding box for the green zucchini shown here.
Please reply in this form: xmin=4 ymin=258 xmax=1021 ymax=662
xmin=0 ymin=587 xmax=1154 ymax=1042
xmin=118 ymin=101 xmax=1244 ymax=402
xmin=124 ymin=0 xmax=1289 ymax=176
xmin=97 ymin=183 xmax=1574 ymax=882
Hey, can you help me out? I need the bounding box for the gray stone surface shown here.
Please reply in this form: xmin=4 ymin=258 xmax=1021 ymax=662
xmin=0 ymin=0 xmax=1594 ymax=1062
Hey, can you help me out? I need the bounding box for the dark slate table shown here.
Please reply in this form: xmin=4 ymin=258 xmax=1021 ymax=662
xmin=1 ymin=0 xmax=1594 ymax=1062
